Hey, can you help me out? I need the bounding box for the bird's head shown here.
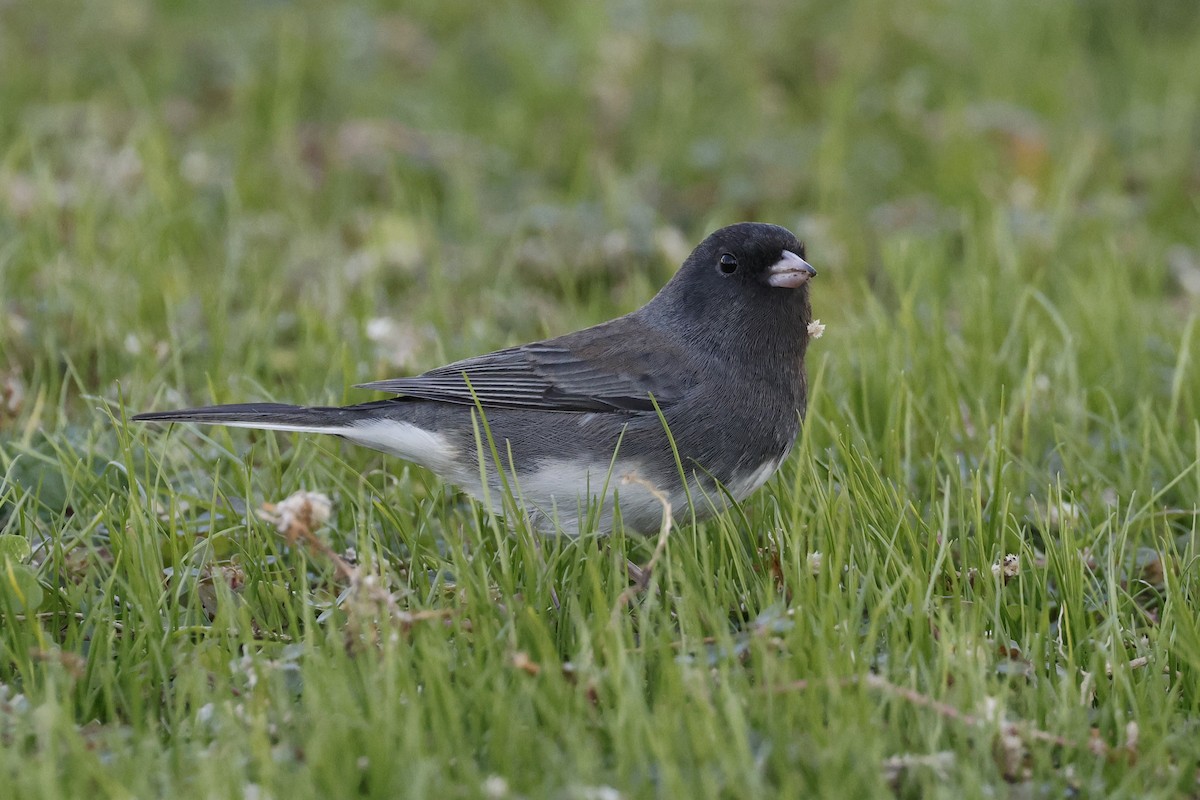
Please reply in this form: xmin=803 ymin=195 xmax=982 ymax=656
xmin=648 ymin=222 xmax=817 ymax=352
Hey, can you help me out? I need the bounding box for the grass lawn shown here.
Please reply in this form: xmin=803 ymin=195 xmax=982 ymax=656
xmin=3 ymin=1 xmax=1200 ymax=797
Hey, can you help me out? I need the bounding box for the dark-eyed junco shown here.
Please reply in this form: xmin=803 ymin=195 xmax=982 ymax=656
xmin=135 ymin=222 xmax=817 ymax=535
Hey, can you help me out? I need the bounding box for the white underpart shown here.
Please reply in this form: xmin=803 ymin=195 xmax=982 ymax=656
xmin=506 ymin=450 xmax=793 ymax=534
xmin=725 ymin=454 xmax=787 ymax=502
xmin=501 ymin=459 xmax=594 ymax=534
xmin=338 ymin=419 xmax=460 ymax=475
xmin=338 ymin=421 xmax=659 ymax=534
xmin=509 ymin=459 xmax=677 ymax=535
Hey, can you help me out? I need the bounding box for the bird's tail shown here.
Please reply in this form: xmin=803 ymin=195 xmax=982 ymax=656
xmin=133 ymin=401 xmax=453 ymax=468
xmin=131 ymin=402 xmax=379 ymax=435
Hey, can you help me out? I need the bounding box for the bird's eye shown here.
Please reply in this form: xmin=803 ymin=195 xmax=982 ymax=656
xmin=718 ymin=253 xmax=739 ymax=274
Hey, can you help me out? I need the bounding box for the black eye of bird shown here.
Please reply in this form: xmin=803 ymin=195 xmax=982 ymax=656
xmin=718 ymin=253 xmax=738 ymax=274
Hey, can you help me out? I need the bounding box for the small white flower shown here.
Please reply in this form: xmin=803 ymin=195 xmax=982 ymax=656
xmin=263 ymin=491 xmax=333 ymax=534
xmin=482 ymin=775 xmax=509 ymax=798
xmin=992 ymin=554 xmax=1020 ymax=581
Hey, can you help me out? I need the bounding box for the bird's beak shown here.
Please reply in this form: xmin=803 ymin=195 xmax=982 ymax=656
xmin=766 ymin=250 xmax=817 ymax=289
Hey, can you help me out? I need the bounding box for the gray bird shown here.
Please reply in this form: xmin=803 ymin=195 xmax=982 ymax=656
xmin=134 ymin=222 xmax=817 ymax=535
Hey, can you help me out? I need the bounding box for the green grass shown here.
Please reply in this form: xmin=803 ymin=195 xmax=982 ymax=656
xmin=3 ymin=0 xmax=1200 ymax=797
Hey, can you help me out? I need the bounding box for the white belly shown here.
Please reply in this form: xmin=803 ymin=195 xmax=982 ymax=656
xmin=482 ymin=458 xmax=691 ymax=536
xmin=342 ymin=418 xmax=786 ymax=535
xmin=724 ymin=454 xmax=786 ymax=502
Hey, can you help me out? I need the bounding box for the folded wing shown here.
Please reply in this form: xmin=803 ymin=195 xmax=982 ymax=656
xmin=357 ymin=319 xmax=694 ymax=413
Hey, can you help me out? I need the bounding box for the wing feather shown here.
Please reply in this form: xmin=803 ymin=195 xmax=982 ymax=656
xmin=356 ymin=317 xmax=693 ymax=412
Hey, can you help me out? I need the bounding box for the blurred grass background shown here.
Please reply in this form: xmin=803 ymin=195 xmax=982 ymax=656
xmin=2 ymin=0 xmax=1200 ymax=797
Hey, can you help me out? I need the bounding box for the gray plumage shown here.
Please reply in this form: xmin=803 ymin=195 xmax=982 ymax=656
xmin=134 ymin=222 xmax=817 ymax=535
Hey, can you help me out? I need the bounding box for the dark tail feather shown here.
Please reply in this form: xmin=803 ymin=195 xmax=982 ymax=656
xmin=132 ymin=400 xmax=441 ymax=464
xmin=131 ymin=402 xmax=364 ymax=434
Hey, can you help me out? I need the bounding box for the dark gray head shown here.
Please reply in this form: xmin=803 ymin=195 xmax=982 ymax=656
xmin=642 ymin=223 xmax=816 ymax=359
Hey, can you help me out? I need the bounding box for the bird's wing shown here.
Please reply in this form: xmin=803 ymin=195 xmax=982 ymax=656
xmin=356 ymin=318 xmax=693 ymax=412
